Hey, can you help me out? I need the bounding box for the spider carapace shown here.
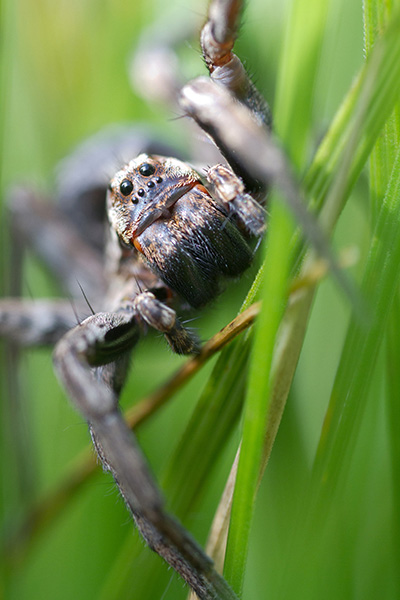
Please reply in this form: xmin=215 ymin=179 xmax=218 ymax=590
xmin=108 ymin=154 xmax=257 ymax=308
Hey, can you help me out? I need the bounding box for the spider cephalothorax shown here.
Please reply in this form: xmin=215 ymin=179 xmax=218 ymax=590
xmin=108 ymin=153 xmax=254 ymax=307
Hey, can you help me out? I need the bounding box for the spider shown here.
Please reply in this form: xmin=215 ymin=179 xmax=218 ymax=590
xmin=1 ymin=1 xmax=276 ymax=598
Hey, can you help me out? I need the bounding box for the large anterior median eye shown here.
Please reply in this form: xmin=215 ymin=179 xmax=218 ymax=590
xmin=120 ymin=179 xmax=133 ymax=196
xmin=139 ymin=163 xmax=155 ymax=177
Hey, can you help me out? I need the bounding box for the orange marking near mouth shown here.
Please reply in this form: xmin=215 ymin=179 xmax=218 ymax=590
xmin=194 ymin=183 xmax=211 ymax=196
xmin=133 ymin=237 xmax=143 ymax=253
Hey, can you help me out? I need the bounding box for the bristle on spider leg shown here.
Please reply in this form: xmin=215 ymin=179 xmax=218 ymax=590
xmin=76 ymin=280 xmax=95 ymax=316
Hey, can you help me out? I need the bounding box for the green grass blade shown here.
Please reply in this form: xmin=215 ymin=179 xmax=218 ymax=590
xmin=223 ymin=197 xmax=294 ymax=595
xmin=274 ymin=0 xmax=330 ymax=168
xmin=263 ymin=10 xmax=400 ymax=596
xmin=304 ymin=11 xmax=400 ymax=215
xmin=222 ymin=0 xmax=330 ymax=591
xmin=364 ymin=0 xmax=400 ymax=217
xmin=365 ymin=0 xmax=400 ymax=578
xmin=313 ymin=143 xmax=400 ymax=506
xmin=386 ymin=292 xmax=400 ymax=576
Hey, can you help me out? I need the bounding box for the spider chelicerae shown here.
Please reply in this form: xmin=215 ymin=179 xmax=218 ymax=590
xmin=1 ymin=1 xmax=276 ymax=598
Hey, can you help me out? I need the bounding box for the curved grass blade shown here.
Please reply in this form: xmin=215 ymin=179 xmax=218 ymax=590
xmin=311 ymin=144 xmax=400 ymax=514
xmin=364 ymin=0 xmax=400 ymax=577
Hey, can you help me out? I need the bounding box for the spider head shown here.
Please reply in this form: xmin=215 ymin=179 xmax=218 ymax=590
xmin=107 ymin=154 xmax=199 ymax=248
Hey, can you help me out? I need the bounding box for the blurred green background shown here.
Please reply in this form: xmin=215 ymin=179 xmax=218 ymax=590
xmin=1 ymin=0 xmax=398 ymax=598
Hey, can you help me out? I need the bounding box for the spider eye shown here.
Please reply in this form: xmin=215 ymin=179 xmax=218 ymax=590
xmin=120 ymin=179 xmax=133 ymax=196
xmin=139 ymin=163 xmax=155 ymax=177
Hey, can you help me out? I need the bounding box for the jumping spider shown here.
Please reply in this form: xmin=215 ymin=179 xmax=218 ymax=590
xmin=1 ymin=0 xmax=272 ymax=598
